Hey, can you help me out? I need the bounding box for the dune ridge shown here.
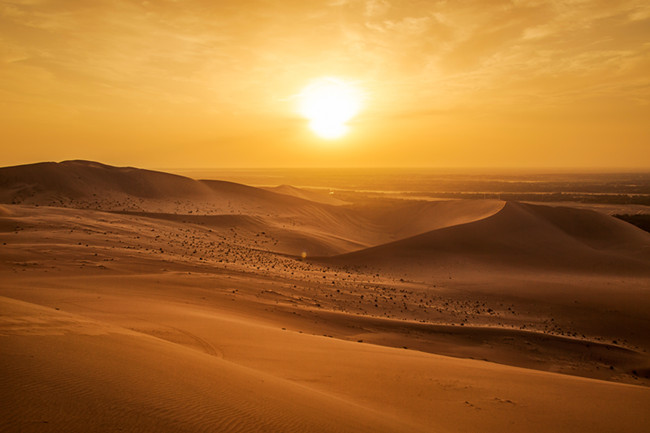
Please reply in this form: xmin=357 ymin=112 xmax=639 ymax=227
xmin=326 ymin=201 xmax=650 ymax=275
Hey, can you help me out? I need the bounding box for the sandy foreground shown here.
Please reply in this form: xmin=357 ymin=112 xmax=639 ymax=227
xmin=1 ymin=162 xmax=650 ymax=432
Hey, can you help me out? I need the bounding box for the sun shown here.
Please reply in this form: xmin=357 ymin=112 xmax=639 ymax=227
xmin=298 ymin=77 xmax=362 ymax=139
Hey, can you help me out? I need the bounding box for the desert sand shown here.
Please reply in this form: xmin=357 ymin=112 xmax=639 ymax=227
xmin=1 ymin=160 xmax=649 ymax=432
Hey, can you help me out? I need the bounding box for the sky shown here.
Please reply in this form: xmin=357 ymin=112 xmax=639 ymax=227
xmin=1 ymin=0 xmax=649 ymax=169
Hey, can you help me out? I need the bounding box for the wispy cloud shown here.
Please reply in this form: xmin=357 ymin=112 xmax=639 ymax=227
xmin=0 ymin=0 xmax=648 ymax=167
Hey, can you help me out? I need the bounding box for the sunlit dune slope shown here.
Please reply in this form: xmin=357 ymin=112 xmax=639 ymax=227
xmin=0 ymin=296 xmax=414 ymax=433
xmin=325 ymin=201 xmax=650 ymax=275
xmin=2 ymin=293 xmax=650 ymax=433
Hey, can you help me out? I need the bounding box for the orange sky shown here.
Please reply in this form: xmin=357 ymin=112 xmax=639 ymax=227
xmin=1 ymin=0 xmax=649 ymax=169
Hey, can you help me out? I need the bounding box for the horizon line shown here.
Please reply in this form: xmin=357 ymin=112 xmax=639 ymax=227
xmin=1 ymin=159 xmax=649 ymax=174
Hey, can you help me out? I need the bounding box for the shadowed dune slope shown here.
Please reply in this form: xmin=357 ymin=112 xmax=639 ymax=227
xmin=326 ymin=202 xmax=650 ymax=275
xmin=0 ymin=160 xmax=213 ymax=201
xmin=0 ymin=160 xmax=320 ymax=211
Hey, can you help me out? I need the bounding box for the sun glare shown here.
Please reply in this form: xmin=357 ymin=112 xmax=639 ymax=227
xmin=298 ymin=77 xmax=362 ymax=139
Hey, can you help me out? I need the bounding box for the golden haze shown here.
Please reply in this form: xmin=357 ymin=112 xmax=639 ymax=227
xmin=0 ymin=1 xmax=649 ymax=168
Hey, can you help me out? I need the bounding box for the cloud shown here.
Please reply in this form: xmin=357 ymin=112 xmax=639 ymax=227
xmin=0 ymin=0 xmax=648 ymax=120
xmin=364 ymin=0 xmax=390 ymax=18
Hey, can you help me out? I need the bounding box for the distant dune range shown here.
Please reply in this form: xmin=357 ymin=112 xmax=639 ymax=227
xmin=1 ymin=160 xmax=649 ymax=432
xmin=2 ymin=160 xmax=648 ymax=269
xmin=0 ymin=160 xmax=506 ymax=256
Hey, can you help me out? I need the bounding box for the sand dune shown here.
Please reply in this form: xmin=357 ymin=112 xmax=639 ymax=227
xmin=0 ymin=160 xmax=322 ymax=215
xmin=0 ymin=160 xmax=213 ymax=202
xmin=327 ymin=201 xmax=650 ymax=275
xmin=2 ymin=200 xmax=649 ymax=373
xmin=1 ymin=161 xmax=649 ymax=432
xmin=2 ymin=283 xmax=649 ymax=433
xmin=353 ymin=198 xmax=504 ymax=241
xmin=0 ymin=296 xmax=415 ymax=433
xmin=0 ymin=160 xmax=505 ymax=256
